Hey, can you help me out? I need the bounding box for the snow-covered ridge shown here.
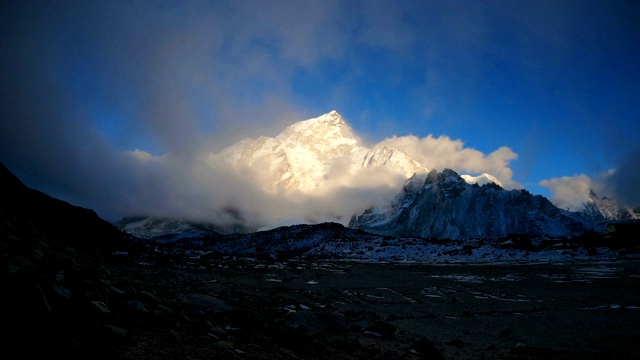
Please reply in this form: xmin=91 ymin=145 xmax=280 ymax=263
xmin=461 ymin=173 xmax=503 ymax=187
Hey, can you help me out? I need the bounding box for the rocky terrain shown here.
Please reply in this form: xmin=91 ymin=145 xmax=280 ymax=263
xmin=3 ymin=162 xmax=640 ymax=359
xmin=5 ymin=230 xmax=640 ymax=360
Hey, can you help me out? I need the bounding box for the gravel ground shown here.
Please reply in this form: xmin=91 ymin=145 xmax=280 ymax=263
xmin=112 ymin=256 xmax=640 ymax=359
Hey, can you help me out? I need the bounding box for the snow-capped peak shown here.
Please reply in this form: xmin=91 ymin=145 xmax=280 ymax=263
xmin=350 ymin=168 xmax=585 ymax=239
xmin=461 ymin=173 xmax=503 ymax=187
xmin=213 ymin=111 xmax=429 ymax=193
xmin=577 ymin=189 xmax=639 ymax=221
xmin=318 ymin=110 xmax=344 ymax=125
xmin=277 ymin=110 xmax=357 ymax=145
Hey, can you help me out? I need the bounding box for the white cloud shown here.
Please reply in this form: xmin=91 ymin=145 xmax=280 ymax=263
xmin=539 ymin=174 xmax=593 ymax=211
xmin=128 ymin=149 xmax=155 ymax=162
xmin=377 ymin=135 xmax=520 ymax=189
xmin=539 ymin=169 xmax=628 ymax=211
xmin=114 ymin=140 xmax=406 ymax=231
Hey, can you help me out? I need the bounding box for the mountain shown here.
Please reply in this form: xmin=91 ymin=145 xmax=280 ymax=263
xmin=114 ymin=216 xmax=224 ymax=242
xmin=0 ymin=162 xmax=124 ymax=248
xmin=349 ymin=169 xmax=586 ymax=239
xmin=576 ymin=189 xmax=640 ymax=223
xmin=119 ymin=110 xmax=512 ymax=234
xmin=0 ymin=162 xmax=145 ymax=358
xmin=215 ymin=110 xmax=428 ymax=193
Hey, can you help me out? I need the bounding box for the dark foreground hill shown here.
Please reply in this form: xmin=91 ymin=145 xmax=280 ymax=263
xmin=0 ymin=163 xmax=124 ymax=246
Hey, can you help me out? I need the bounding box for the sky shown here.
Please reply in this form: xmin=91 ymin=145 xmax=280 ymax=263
xmin=1 ymin=0 xmax=639 ymax=227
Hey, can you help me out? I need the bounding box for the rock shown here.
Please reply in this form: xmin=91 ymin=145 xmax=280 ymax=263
xmin=365 ymin=321 xmax=396 ymax=338
xmin=139 ymin=290 xmax=160 ymax=303
xmin=91 ymin=300 xmax=110 ymax=314
xmin=209 ymin=326 xmax=228 ymax=336
xmin=104 ymin=325 xmax=128 ymax=337
xmin=127 ymin=300 xmax=148 ymax=312
xmin=52 ymin=284 xmax=72 ymax=299
xmin=410 ymin=337 xmax=444 ymax=359
xmin=279 ymin=347 xmax=299 ymax=359
xmin=514 ymin=342 xmax=527 ymax=350
xmin=7 ymin=256 xmax=37 ymax=274
xmin=216 ymin=340 xmax=235 ymax=350
xmin=178 ymin=294 xmax=233 ymax=313
xmin=109 ymin=286 xmax=126 ymax=296
xmin=286 ymin=310 xmax=346 ymax=336
xmin=447 ymin=338 xmax=465 ymax=348
xmin=500 ymin=327 xmax=515 ymax=338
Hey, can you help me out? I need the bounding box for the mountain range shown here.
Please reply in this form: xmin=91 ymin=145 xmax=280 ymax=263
xmin=349 ymin=169 xmax=587 ymax=239
xmin=118 ymin=111 xmax=638 ymax=240
xmin=576 ymin=190 xmax=640 ymax=223
xmin=0 ymin=162 xmax=124 ymax=248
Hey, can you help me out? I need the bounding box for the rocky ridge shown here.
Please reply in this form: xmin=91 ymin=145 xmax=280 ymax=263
xmin=577 ymin=189 xmax=640 ymax=223
xmin=349 ymin=169 xmax=587 ymax=239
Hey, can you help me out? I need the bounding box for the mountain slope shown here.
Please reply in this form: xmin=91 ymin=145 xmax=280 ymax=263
xmin=349 ymin=169 xmax=586 ymax=239
xmin=0 ymin=162 xmax=124 ymax=247
xmin=0 ymin=162 xmax=146 ymax=358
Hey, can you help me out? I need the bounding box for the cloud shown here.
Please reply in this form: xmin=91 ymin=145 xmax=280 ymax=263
xmin=0 ymin=1 xmax=414 ymax=228
xmin=539 ymin=174 xmax=594 ymax=211
xmin=377 ymin=135 xmax=520 ymax=188
xmin=541 ymin=150 xmax=640 ymax=211
xmin=107 ymin=148 xmax=405 ymax=230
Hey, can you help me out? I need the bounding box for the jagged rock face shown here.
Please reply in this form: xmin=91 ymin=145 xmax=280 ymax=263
xmin=349 ymin=169 xmax=586 ymax=239
xmin=216 ymin=111 xmax=428 ymax=192
xmin=577 ymin=190 xmax=640 ymax=223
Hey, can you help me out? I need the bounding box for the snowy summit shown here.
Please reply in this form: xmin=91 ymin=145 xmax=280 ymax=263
xmin=215 ymin=111 xmax=430 ymax=193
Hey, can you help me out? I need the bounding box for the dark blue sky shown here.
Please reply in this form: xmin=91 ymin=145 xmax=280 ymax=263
xmin=1 ymin=0 xmax=639 ymax=220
